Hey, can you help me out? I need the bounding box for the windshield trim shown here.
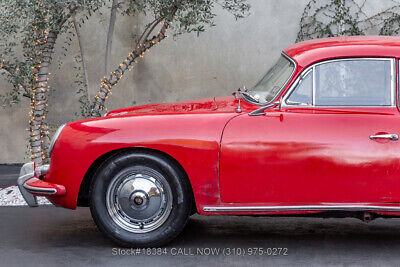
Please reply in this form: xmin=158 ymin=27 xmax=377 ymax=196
xmin=241 ymin=52 xmax=297 ymax=106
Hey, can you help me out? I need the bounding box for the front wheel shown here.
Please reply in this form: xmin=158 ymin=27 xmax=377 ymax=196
xmin=89 ymin=151 xmax=193 ymax=247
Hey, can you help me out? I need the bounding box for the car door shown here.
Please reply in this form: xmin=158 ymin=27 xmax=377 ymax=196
xmin=219 ymin=58 xmax=400 ymax=205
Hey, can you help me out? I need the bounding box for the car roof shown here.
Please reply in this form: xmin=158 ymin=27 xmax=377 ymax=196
xmin=284 ymin=36 xmax=400 ymax=68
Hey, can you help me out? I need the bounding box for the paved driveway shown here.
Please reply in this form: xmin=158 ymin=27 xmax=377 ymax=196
xmin=1 ymin=206 xmax=400 ymax=266
xmin=0 ymin=164 xmax=21 ymax=188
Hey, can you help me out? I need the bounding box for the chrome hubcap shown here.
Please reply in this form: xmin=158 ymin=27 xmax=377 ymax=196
xmin=106 ymin=170 xmax=173 ymax=233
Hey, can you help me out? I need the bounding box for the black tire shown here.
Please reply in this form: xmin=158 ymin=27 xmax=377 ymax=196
xmin=89 ymin=151 xmax=193 ymax=247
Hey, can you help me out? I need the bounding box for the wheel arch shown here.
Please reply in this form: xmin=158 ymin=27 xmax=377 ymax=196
xmin=77 ymin=147 xmax=197 ymax=213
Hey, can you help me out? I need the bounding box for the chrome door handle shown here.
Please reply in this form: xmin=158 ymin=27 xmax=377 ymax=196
xmin=369 ymin=134 xmax=399 ymax=141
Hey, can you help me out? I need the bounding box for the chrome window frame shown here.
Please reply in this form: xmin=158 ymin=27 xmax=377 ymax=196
xmin=243 ymin=52 xmax=297 ymax=106
xmin=285 ymin=68 xmax=313 ymax=106
xmin=398 ymin=59 xmax=400 ymax=105
xmin=281 ymin=57 xmax=397 ymax=108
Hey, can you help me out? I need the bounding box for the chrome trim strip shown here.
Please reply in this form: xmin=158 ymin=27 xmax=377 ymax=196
xmin=391 ymin=58 xmax=396 ymax=106
xmin=312 ymin=66 xmax=316 ymax=106
xmin=243 ymin=52 xmax=297 ymax=106
xmin=23 ymin=183 xmax=57 ymax=195
xmin=281 ymin=57 xmax=397 ymax=108
xmin=203 ymin=205 xmax=400 ymax=212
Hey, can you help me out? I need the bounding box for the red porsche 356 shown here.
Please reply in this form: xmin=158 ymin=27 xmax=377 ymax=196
xmin=18 ymin=36 xmax=400 ymax=247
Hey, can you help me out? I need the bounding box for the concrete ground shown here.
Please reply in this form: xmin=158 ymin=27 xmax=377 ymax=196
xmin=2 ymin=207 xmax=400 ymax=266
xmin=2 ymin=165 xmax=400 ymax=266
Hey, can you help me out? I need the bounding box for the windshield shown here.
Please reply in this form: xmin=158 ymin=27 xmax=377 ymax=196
xmin=246 ymin=54 xmax=295 ymax=104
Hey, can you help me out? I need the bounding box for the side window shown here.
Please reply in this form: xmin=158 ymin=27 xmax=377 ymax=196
xmin=286 ymin=70 xmax=312 ymax=106
xmin=315 ymin=59 xmax=393 ymax=106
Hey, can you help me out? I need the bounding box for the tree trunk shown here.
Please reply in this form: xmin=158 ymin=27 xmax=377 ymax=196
xmin=90 ymin=22 xmax=169 ymax=117
xmin=29 ymin=30 xmax=58 ymax=165
xmin=74 ymin=19 xmax=90 ymax=99
xmin=105 ymin=0 xmax=118 ymax=76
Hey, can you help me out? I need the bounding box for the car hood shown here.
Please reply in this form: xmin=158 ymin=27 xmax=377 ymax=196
xmin=105 ymin=96 xmax=247 ymax=117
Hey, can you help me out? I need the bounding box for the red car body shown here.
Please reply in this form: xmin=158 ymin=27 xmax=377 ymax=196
xmin=26 ymin=36 xmax=400 ymax=218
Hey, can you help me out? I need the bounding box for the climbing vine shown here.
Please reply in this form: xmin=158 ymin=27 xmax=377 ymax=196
xmin=297 ymin=0 xmax=400 ymax=42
